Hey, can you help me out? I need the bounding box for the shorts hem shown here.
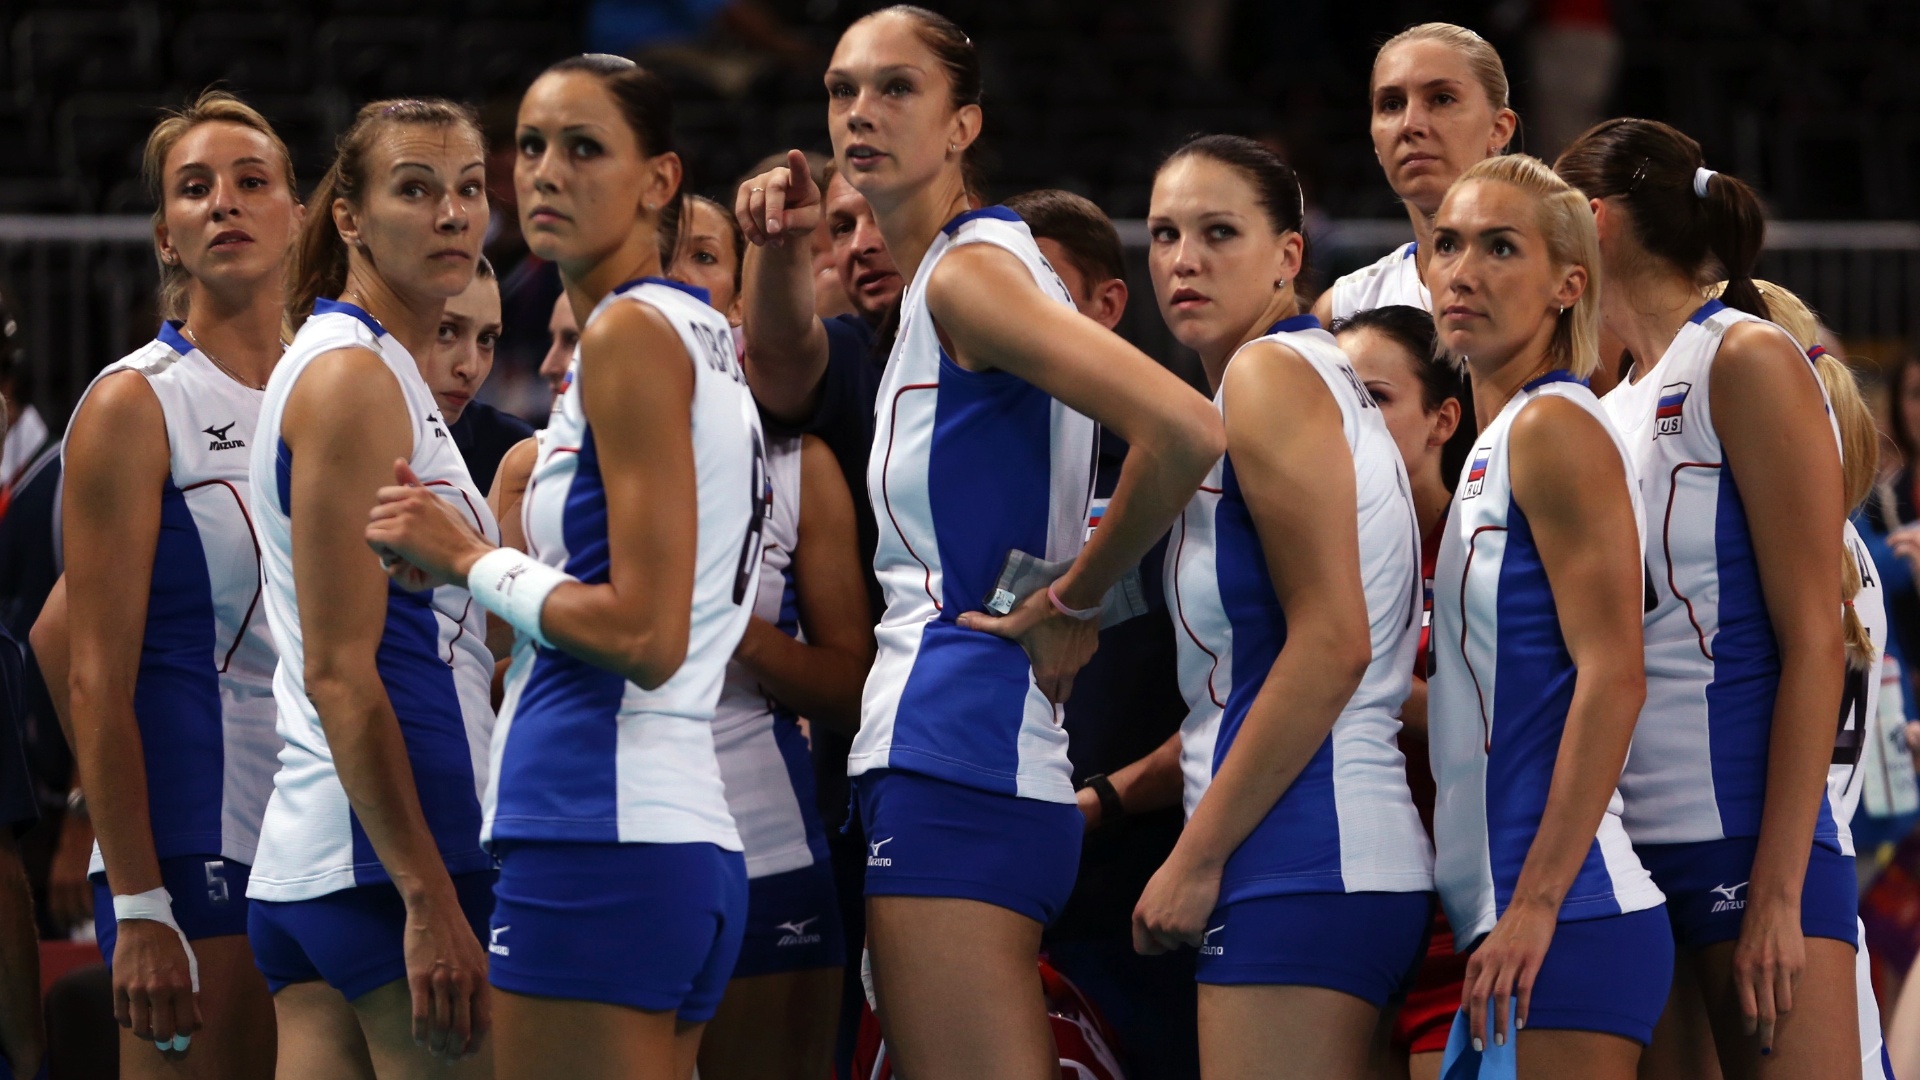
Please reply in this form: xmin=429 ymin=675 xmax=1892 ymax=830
xmin=485 ymin=819 xmax=743 ymax=851
xmin=489 ymin=969 xmax=718 ymax=1022
xmin=866 ymin=874 xmax=1049 ymax=924
xmin=1195 ymin=963 xmax=1396 ymax=1008
xmin=1523 ymin=1007 xmax=1656 ymax=1046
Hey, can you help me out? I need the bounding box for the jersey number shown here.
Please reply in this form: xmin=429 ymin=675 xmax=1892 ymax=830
xmin=1834 ymin=663 xmax=1868 ymax=767
xmin=734 ymin=425 xmax=770 ymax=605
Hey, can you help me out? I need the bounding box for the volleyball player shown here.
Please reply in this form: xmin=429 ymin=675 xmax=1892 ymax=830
xmin=1125 ymin=134 xmax=1429 ymax=1080
xmin=56 ymin=89 xmax=300 ymax=1078
xmin=1426 ymin=155 xmax=1670 ymax=1079
xmin=243 ymin=98 xmax=497 ymax=1080
xmin=1315 ymin=22 xmax=1517 ymax=324
xmin=743 ymin=8 xmax=1223 ymax=1077
xmin=1558 ymin=121 xmax=1858 ymax=1078
xmin=1333 ymin=305 xmax=1462 ymax=1080
xmin=666 ymin=194 xmax=747 ymax=332
xmin=424 ymin=256 xmax=533 ymax=495
xmin=663 ymin=182 xmax=874 ymax=1080
xmin=363 ymin=55 xmax=763 ymax=1080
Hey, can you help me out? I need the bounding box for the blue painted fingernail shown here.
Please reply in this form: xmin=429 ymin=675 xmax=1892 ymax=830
xmin=171 ymin=1035 xmax=190 ymax=1052
xmin=154 ymin=1041 xmax=169 ymax=1051
xmin=1761 ymin=1047 xmax=1771 ymax=1056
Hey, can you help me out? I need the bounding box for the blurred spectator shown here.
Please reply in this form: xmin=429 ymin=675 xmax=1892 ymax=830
xmin=0 ymin=303 xmax=47 ymax=516
xmin=0 ymin=394 xmax=44 ymax=1080
xmin=1868 ymin=353 xmax=1920 ymax=693
xmin=1527 ymin=0 xmax=1621 ymax=161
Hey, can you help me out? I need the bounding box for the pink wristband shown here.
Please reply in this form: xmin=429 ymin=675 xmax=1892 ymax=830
xmin=1047 ymin=581 xmax=1101 ymax=621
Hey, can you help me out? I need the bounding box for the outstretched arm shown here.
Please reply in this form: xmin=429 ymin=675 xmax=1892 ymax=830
xmin=737 ymin=150 xmax=832 ymax=424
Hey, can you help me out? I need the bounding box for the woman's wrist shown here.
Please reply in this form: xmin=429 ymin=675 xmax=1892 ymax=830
xmin=450 ymin=541 xmax=497 ymax=585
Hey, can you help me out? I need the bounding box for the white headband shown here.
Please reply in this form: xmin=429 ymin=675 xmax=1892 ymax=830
xmin=1693 ymin=167 xmax=1717 ymax=198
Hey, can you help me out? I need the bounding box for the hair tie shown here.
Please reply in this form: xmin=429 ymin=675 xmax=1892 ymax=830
xmin=1693 ymin=167 xmax=1717 ymax=198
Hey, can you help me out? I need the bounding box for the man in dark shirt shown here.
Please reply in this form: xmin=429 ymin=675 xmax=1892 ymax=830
xmin=425 ymin=256 xmax=536 ymax=494
xmin=0 ymin=402 xmax=44 ymax=1080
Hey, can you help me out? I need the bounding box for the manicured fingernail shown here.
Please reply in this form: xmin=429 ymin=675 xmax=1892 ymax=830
xmin=1516 ymin=1016 xmax=1526 ymax=1029
xmin=1472 ymin=1038 xmax=1483 ymax=1052
xmin=172 ymin=1034 xmax=190 ymax=1051
xmin=1495 ymin=1032 xmax=1505 ymax=1046
xmin=155 ymin=1041 xmax=169 ymax=1051
xmin=1761 ymin=1046 xmax=1771 ymax=1056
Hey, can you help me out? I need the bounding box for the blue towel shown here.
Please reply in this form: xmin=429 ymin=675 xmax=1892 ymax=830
xmin=1440 ymin=997 xmax=1519 ymax=1080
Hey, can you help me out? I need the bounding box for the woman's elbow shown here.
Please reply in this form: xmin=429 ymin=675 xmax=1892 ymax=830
xmin=622 ymin=632 xmax=689 ymax=691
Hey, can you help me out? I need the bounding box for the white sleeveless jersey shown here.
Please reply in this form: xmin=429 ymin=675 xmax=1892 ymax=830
xmin=850 ymin=207 xmax=1097 ymax=803
xmin=1328 ymin=242 xmax=1429 ymax=322
xmin=1599 ymin=299 xmax=1846 ymax=849
xmin=487 ymin=278 xmax=759 ymax=851
xmin=1168 ymin=316 xmax=1430 ymax=901
xmin=247 ymin=301 xmax=498 ymax=901
xmin=712 ymin=436 xmax=830 ymax=879
xmin=67 ymin=323 xmax=280 ymax=871
xmin=1430 ymin=373 xmax=1663 ymax=943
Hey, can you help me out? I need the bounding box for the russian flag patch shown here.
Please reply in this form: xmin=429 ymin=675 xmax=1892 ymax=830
xmin=1656 ymin=382 xmax=1691 ymax=436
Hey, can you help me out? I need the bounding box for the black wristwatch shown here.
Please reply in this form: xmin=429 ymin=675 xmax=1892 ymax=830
xmin=1080 ymin=773 xmax=1124 ymax=826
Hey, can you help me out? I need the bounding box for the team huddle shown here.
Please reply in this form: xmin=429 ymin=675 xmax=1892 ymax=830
xmin=39 ymin=4 xmax=1886 ymax=1080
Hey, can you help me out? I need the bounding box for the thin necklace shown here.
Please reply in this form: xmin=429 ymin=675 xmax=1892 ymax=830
xmin=182 ymin=325 xmax=274 ymax=391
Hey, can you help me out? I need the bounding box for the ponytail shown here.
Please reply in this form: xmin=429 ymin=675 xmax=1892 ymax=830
xmin=1697 ymin=169 xmax=1770 ymax=319
xmin=287 ymin=98 xmax=481 ymax=326
xmin=1844 ymin=552 xmax=1873 ymax=673
xmin=1555 ymin=118 xmax=1769 ymax=319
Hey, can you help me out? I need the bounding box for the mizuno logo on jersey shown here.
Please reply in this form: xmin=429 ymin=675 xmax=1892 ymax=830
xmin=1463 ymin=449 xmax=1492 ymax=499
xmin=1709 ymin=881 xmax=1747 ymax=913
xmin=1200 ymin=925 xmax=1225 ymax=956
xmin=1656 ymin=382 xmax=1692 ymax=436
xmin=775 ymin=917 xmax=823 ymax=947
xmin=867 ymin=837 xmax=894 ymax=867
xmin=204 ymin=422 xmax=245 ymax=451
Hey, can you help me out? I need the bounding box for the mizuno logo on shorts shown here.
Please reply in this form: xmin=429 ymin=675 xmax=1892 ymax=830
xmin=1200 ymin=925 xmax=1225 ymax=956
xmin=776 ymin=917 xmax=823 ymax=947
xmin=1710 ymin=882 xmax=1747 ymax=913
xmin=868 ymin=837 xmax=893 ymax=867
xmin=489 ymin=925 xmax=510 ymax=956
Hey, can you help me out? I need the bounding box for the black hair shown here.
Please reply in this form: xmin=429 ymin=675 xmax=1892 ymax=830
xmin=1555 ymin=118 xmax=1770 ymax=320
xmin=1331 ymin=304 xmax=1454 ymax=410
xmin=1158 ymin=134 xmax=1311 ymax=282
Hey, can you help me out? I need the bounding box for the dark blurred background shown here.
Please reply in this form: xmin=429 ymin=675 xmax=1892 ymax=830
xmin=0 ymin=0 xmax=1916 ymax=424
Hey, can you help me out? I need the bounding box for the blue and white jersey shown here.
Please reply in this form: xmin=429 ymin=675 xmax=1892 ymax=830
xmin=1430 ymin=372 xmax=1663 ymax=943
xmin=67 ymin=323 xmax=281 ymax=871
xmin=1169 ymin=316 xmax=1431 ymax=902
xmin=486 ymin=278 xmax=758 ymax=851
xmin=849 ymin=207 xmax=1097 ymax=804
xmin=713 ymin=436 xmax=829 ymax=879
xmin=1328 ymin=242 xmax=1429 ymax=322
xmin=1600 ymin=299 xmax=1845 ymax=850
xmin=247 ymin=300 xmax=498 ymax=902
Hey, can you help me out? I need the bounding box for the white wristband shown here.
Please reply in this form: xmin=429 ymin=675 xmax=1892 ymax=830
xmin=466 ymin=547 xmax=570 ymax=648
xmin=112 ymin=886 xmax=200 ymax=996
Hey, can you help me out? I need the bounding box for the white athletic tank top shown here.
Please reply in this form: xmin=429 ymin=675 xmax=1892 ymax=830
xmin=1599 ymin=299 xmax=1846 ymax=850
xmin=247 ymin=300 xmax=498 ymax=901
xmin=1168 ymin=316 xmax=1431 ymax=901
xmin=1328 ymin=242 xmax=1429 ymax=322
xmin=849 ymin=207 xmax=1097 ymax=804
xmin=1430 ymin=372 xmax=1663 ymax=944
xmin=68 ymin=323 xmax=280 ymax=871
xmin=712 ymin=436 xmax=829 ymax=879
xmin=1829 ymin=520 xmax=1882 ymax=856
xmin=486 ymin=278 xmax=759 ymax=851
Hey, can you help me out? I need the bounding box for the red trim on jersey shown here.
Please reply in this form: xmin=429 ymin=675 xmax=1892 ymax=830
xmin=181 ymin=478 xmax=263 ymax=675
xmin=880 ymin=383 xmax=943 ymax=611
